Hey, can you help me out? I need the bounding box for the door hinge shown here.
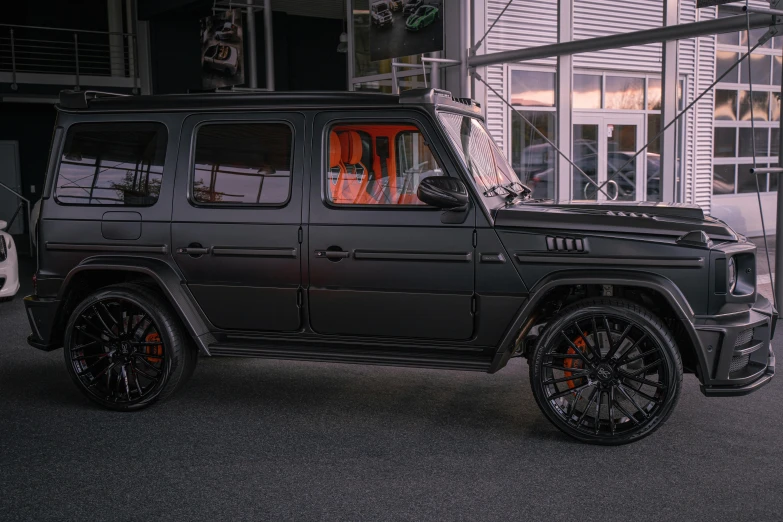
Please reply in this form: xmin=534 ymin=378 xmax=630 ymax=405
xmin=298 ymin=226 xmax=303 ymax=244
xmin=472 ymin=230 xmax=477 ymax=248
xmin=471 ymin=295 xmax=477 ymax=314
xmin=297 ymin=288 xmax=303 ymax=307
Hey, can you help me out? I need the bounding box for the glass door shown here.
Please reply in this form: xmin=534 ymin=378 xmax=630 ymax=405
xmin=573 ymin=114 xmax=645 ymax=202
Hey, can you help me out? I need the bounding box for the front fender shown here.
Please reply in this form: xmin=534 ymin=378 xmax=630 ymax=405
xmin=488 ymin=269 xmax=704 ymax=375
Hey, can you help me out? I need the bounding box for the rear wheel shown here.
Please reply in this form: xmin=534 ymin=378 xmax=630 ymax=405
xmin=63 ymin=284 xmax=196 ymax=411
xmin=529 ymin=298 xmax=682 ymax=445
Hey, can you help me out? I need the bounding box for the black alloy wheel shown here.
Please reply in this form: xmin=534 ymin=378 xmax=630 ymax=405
xmin=64 ymin=284 xmax=196 ymax=411
xmin=529 ymin=298 xmax=682 ymax=445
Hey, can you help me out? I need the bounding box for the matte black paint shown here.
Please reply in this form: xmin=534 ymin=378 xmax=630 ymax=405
xmin=24 ymin=89 xmax=775 ymax=398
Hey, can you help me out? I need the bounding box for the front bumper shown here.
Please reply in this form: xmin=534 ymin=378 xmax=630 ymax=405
xmin=24 ymin=294 xmax=62 ymax=351
xmin=697 ymin=294 xmax=776 ymax=397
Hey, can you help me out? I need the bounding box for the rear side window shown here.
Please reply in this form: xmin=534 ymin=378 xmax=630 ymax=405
xmin=192 ymin=123 xmax=293 ymax=205
xmin=55 ymin=122 xmax=167 ymax=206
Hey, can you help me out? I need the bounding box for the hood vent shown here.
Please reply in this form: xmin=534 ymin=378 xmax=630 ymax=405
xmin=546 ymin=236 xmax=586 ymax=253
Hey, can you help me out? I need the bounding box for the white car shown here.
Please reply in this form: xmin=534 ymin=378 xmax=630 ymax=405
xmin=203 ymin=44 xmax=239 ymax=76
xmin=215 ymin=22 xmax=238 ymax=41
xmin=0 ymin=219 xmax=20 ymax=302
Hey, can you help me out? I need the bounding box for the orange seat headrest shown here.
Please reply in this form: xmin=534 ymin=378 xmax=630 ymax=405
xmin=339 ymin=131 xmax=364 ymax=165
xmin=329 ymin=131 xmax=342 ymax=168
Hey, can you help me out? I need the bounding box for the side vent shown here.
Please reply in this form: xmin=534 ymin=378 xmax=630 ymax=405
xmin=546 ymin=236 xmax=586 ymax=253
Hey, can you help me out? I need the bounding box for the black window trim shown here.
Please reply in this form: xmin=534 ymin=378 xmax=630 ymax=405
xmin=187 ymin=119 xmax=295 ymax=209
xmin=321 ymin=116 xmax=449 ymax=210
xmin=53 ymin=120 xmax=170 ymax=208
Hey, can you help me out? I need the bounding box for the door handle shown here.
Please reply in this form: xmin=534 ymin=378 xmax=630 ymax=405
xmin=176 ymin=244 xmax=210 ymax=256
xmin=315 ymin=250 xmax=350 ymax=260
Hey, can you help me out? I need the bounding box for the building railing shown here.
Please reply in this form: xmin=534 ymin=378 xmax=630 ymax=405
xmin=0 ymin=23 xmax=139 ymax=91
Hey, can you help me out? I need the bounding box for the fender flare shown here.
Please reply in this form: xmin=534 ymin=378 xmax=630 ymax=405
xmin=489 ymin=269 xmax=706 ymax=375
xmin=58 ymin=256 xmax=213 ymax=354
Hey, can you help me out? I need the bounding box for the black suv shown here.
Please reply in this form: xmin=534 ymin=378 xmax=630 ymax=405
xmin=24 ymin=88 xmax=775 ymax=445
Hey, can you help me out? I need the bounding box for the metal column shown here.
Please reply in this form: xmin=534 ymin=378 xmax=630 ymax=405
xmin=246 ymin=0 xmax=258 ymax=88
xmin=556 ymin=0 xmax=573 ymax=202
xmin=777 ymin=50 xmax=783 ymax=309
xmin=107 ymin=0 xmax=124 ymax=77
xmin=460 ymin=0 xmax=471 ymax=98
xmin=429 ymin=51 xmax=440 ymax=89
xmin=661 ymin=0 xmax=680 ymax=202
xmin=263 ymin=0 xmax=274 ymax=91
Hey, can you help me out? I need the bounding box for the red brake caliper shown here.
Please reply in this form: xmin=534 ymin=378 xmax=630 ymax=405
xmin=145 ymin=333 xmax=163 ymax=363
xmin=563 ymin=334 xmax=588 ymax=390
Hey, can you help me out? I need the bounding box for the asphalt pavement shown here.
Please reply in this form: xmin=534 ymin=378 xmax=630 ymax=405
xmin=1 ymin=253 xmax=782 ymax=522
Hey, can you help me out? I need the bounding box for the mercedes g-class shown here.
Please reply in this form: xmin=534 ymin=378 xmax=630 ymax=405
xmin=24 ymin=88 xmax=775 ymax=445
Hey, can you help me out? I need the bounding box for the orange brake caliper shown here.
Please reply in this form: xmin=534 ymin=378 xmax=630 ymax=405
xmin=563 ymin=334 xmax=588 ymax=389
xmin=144 ymin=333 xmax=163 ymax=363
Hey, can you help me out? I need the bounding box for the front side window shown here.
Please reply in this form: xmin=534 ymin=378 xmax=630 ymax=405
xmin=438 ymin=111 xmax=525 ymax=205
xmin=325 ymin=123 xmax=443 ymax=205
xmin=193 ymin=123 xmax=292 ymax=205
xmin=55 ymin=122 xmax=167 ymax=206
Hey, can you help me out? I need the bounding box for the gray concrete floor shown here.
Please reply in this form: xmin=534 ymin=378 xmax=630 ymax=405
xmin=1 ymin=257 xmax=782 ymax=522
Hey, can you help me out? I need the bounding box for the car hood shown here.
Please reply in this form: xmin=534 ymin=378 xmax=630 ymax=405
xmin=495 ymin=200 xmax=737 ymax=242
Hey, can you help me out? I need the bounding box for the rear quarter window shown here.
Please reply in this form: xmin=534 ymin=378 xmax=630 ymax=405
xmin=55 ymin=122 xmax=167 ymax=206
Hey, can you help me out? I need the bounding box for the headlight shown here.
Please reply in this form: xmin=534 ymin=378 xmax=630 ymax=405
xmin=0 ymin=236 xmax=6 ymax=262
xmin=728 ymin=256 xmax=737 ymax=293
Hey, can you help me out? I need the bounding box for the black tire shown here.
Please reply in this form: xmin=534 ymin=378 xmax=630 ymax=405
xmin=529 ymin=298 xmax=682 ymax=445
xmin=63 ymin=284 xmax=196 ymax=411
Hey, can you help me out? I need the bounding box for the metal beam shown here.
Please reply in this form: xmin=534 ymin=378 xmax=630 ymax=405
xmin=263 ymin=0 xmax=274 ymax=90
xmin=661 ymin=0 xmax=679 ymax=202
xmin=468 ymin=13 xmax=775 ymax=68
xmin=460 ymin=0 xmax=471 ymax=98
xmin=246 ymin=0 xmax=258 ymax=88
xmin=556 ymin=0 xmax=573 ymax=202
xmin=778 ymin=29 xmax=783 ymax=310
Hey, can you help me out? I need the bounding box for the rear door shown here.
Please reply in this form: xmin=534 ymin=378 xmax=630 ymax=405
xmin=171 ymin=112 xmax=305 ymax=332
xmin=307 ymin=110 xmax=476 ymax=341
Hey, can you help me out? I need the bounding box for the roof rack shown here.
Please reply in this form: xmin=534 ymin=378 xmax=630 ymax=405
xmin=399 ymin=88 xmax=482 ymax=116
xmin=59 ymin=89 xmax=130 ymax=109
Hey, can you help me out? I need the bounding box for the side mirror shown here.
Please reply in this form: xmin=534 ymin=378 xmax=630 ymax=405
xmin=0 ymin=220 xmax=6 ymax=231
xmin=417 ymin=177 xmax=469 ymax=211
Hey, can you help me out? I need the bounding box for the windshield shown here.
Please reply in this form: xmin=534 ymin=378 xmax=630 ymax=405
xmin=437 ymin=111 xmax=526 ymax=202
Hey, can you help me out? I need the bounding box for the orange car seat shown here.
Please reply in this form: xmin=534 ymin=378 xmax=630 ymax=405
xmin=335 ymin=130 xmax=370 ymax=204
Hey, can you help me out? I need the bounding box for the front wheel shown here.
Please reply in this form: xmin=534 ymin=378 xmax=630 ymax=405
xmin=64 ymin=284 xmax=197 ymax=411
xmin=529 ymin=298 xmax=682 ymax=445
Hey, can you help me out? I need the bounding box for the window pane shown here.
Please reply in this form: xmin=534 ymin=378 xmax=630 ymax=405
xmin=574 ymin=74 xmax=601 ymax=109
xmin=742 ymin=28 xmax=773 ymax=49
xmin=326 ymin=123 xmax=444 ymax=205
xmin=717 ymin=7 xmax=739 ymax=45
xmin=772 ymin=128 xmax=780 ymax=156
xmin=647 ymin=78 xmax=662 ymax=110
xmin=56 ymin=122 xmax=167 ymax=206
xmin=715 ymin=90 xmax=738 ymax=120
xmin=511 ymin=111 xmax=555 ymax=199
xmin=193 ymin=124 xmax=292 ymax=205
xmin=771 ymin=163 xmax=779 ymax=191
xmin=573 ymin=124 xmax=599 ymax=200
xmin=740 ymin=91 xmax=769 ymax=121
xmin=740 ymin=54 xmax=771 ymax=84
xmin=713 ymin=127 xmax=737 ymax=157
xmin=738 ymin=128 xmax=769 ymax=157
xmin=774 ymin=55 xmax=781 ymax=86
xmin=737 ymin=164 xmax=765 ymax=193
xmin=716 ymin=51 xmax=739 ymax=83
xmin=605 ymin=76 xmax=644 ymax=110
xmin=510 ymin=70 xmax=555 ymax=107
xmin=772 ymin=92 xmax=781 ymax=121
xmin=648 ymin=114 xmax=662 ymax=155
xmin=354 ymin=80 xmax=393 ymax=93
xmin=713 ymin=164 xmax=736 ymax=195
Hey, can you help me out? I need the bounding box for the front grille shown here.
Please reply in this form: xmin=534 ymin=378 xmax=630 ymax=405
xmin=735 ymin=328 xmax=754 ymax=348
xmin=730 ymin=354 xmax=750 ymax=373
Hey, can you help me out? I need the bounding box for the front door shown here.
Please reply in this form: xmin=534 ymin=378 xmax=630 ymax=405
xmin=572 ymin=113 xmax=645 ymax=202
xmin=171 ymin=113 xmax=305 ymax=332
xmin=307 ymin=111 xmax=476 ymax=341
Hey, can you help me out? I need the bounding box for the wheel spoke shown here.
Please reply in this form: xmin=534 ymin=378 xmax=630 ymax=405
xmin=606 ymin=323 xmax=632 ymax=360
xmin=129 ymin=364 xmax=144 ymax=397
xmin=573 ymin=321 xmax=598 ymax=360
xmin=121 ymin=366 xmax=131 ymax=399
xmin=75 ymin=325 xmax=110 ymax=345
xmin=594 ymin=390 xmax=603 ymax=434
xmin=620 ymin=347 xmax=658 ymax=366
xmin=619 ymin=382 xmax=659 ymax=404
xmin=616 ymin=384 xmax=649 ymax=418
xmin=625 ymin=359 xmax=662 ymax=378
xmin=617 ymin=370 xmax=667 ymax=390
xmin=542 ymin=372 xmax=590 ymax=385
xmin=559 ymin=331 xmax=594 ymax=369
xmin=543 ymin=363 xmax=586 ymax=372
xmin=70 ymin=340 xmax=100 ymax=352
xmin=547 ymin=381 xmax=591 ymax=401
xmin=612 ymin=397 xmax=640 ymax=426
xmin=574 ymin=387 xmax=598 ymax=428
xmin=77 ymin=356 xmax=110 ymax=376
xmin=614 ymin=333 xmax=648 ymax=364
xmin=87 ymin=362 xmax=116 ymax=386
xmin=131 ymin=362 xmax=159 ymax=381
xmin=608 ymin=388 xmax=616 ymax=434
xmin=130 ymin=341 xmax=166 ymax=347
xmin=567 ymin=387 xmax=586 ymax=419
xmin=92 ymin=305 xmax=118 ymax=339
xmin=134 ymin=353 xmax=163 ymax=371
